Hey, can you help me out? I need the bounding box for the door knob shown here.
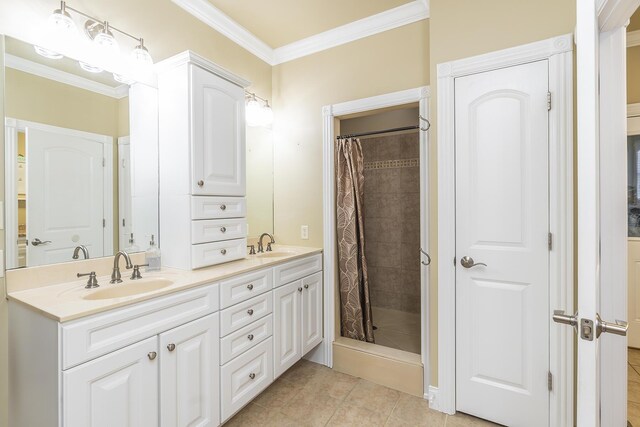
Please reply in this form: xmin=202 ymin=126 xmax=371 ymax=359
xmin=148 ymin=351 xmax=157 ymax=360
xmin=167 ymin=343 xmax=176 ymax=352
xmin=552 ymin=310 xmax=578 ymax=328
xmin=197 ymin=180 xmax=204 ymax=187
xmin=31 ymin=238 xmax=52 ymax=246
xmin=460 ymin=256 xmax=487 ymax=268
xmin=596 ymin=313 xmax=628 ymax=338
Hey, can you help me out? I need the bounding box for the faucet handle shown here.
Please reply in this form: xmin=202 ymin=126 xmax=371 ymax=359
xmin=131 ymin=264 xmax=149 ymax=280
xmin=78 ymin=271 xmax=99 ymax=289
xmin=266 ymin=242 xmax=273 ymax=252
xmin=247 ymin=245 xmax=256 ymax=255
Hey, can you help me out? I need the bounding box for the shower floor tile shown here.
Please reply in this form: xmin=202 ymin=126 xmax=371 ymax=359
xmin=226 ymin=359 xmax=500 ymax=426
xmin=372 ymin=307 xmax=421 ymax=354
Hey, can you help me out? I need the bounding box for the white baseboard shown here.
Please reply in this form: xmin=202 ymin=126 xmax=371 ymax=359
xmin=428 ymin=386 xmax=454 ymax=414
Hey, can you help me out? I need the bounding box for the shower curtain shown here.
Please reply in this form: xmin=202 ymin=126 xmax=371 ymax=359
xmin=335 ymin=137 xmax=375 ymax=343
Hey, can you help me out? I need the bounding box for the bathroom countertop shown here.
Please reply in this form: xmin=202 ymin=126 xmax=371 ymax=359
xmin=7 ymin=245 xmax=322 ymax=323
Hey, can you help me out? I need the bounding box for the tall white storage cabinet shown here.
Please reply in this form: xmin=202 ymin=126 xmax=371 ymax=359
xmin=158 ymin=52 xmax=249 ymax=270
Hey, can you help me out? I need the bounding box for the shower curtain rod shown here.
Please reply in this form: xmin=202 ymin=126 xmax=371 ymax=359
xmin=336 ymin=125 xmax=420 ymax=140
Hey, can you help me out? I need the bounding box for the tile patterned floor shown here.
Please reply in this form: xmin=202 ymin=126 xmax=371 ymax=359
xmin=372 ymin=307 xmax=421 ymax=354
xmin=629 ymin=349 xmax=640 ymax=426
xmin=225 ymin=359 xmax=499 ymax=426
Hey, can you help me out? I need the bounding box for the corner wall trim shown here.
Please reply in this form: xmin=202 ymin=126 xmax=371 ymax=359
xmin=436 ymin=33 xmax=574 ymax=424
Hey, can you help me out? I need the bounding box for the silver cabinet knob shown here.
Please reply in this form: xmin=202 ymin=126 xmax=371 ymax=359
xmin=247 ymin=334 xmax=254 ymax=341
xmin=220 ymin=204 xmax=227 ymax=211
xmin=197 ymin=180 xmax=204 ymax=187
xmin=221 ymin=249 xmax=227 ymax=255
xmin=249 ymin=373 xmax=256 ymax=380
xmin=298 ymin=287 xmax=303 ymax=292
xmin=247 ymin=283 xmax=254 ymax=290
xmin=148 ymin=351 xmax=157 ymax=360
xmin=304 ymin=284 xmax=309 ymax=289
xmin=167 ymin=343 xmax=176 ymax=352
xmin=220 ymin=227 xmax=227 ymax=233
xmin=460 ymin=256 xmax=487 ymax=269
xmin=247 ymin=309 xmax=254 ymax=315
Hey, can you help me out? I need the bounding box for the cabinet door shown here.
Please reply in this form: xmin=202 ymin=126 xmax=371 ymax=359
xmin=191 ymin=64 xmax=246 ymax=196
xmin=302 ymin=272 xmax=323 ymax=354
xmin=63 ymin=337 xmax=158 ymax=427
xmin=273 ymin=280 xmax=302 ymax=378
xmin=159 ymin=313 xmax=220 ymax=427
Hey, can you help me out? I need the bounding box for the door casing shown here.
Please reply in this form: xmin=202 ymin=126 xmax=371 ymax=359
xmin=435 ymin=34 xmax=574 ymax=426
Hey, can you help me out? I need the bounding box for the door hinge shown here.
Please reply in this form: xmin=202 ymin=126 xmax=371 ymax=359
xmin=548 ymin=232 xmax=553 ymax=251
xmin=122 ymin=218 xmax=126 ymax=227
xmin=548 ymin=371 xmax=553 ymax=391
xmin=102 ymin=157 xmax=106 ymax=167
xmin=547 ymin=92 xmax=552 ymax=111
xmin=103 ymin=219 xmax=106 ymax=228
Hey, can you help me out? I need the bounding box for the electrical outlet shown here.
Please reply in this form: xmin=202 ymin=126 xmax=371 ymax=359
xmin=301 ymin=225 xmax=309 ymax=240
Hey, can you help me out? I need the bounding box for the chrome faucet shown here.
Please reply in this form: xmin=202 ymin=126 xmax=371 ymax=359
xmin=110 ymin=251 xmax=133 ymax=283
xmin=72 ymin=245 xmax=90 ymax=260
xmin=257 ymin=233 xmax=275 ymax=253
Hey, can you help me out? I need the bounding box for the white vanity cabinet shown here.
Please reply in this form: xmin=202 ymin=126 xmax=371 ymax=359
xmin=157 ymin=51 xmax=250 ymax=270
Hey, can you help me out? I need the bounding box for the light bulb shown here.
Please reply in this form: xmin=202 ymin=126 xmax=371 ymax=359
xmin=113 ymin=73 xmax=134 ymax=85
xmin=93 ymin=28 xmax=119 ymax=53
xmin=131 ymin=39 xmax=153 ymax=66
xmin=34 ymin=45 xmax=63 ymax=60
xmin=246 ymin=97 xmax=262 ymax=127
xmin=260 ymin=103 xmax=274 ymax=126
xmin=49 ymin=5 xmax=76 ymax=33
xmin=79 ymin=61 xmax=103 ymax=73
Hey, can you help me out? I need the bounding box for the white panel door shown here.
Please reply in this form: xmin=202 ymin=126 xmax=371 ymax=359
xmin=302 ymin=272 xmax=323 ymax=355
xmin=191 ymin=65 xmax=246 ymax=196
xmin=27 ymin=127 xmax=105 ymax=266
xmin=455 ymin=60 xmax=550 ymax=427
xmin=159 ymin=313 xmax=220 ymax=427
xmin=118 ymin=138 xmax=132 ymax=251
xmin=629 ymin=240 xmax=640 ymax=347
xmin=274 ymin=280 xmax=302 ymax=378
xmin=63 ymin=337 xmax=158 ymax=427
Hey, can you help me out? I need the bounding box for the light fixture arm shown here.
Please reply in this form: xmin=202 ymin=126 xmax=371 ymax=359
xmin=60 ymin=1 xmax=145 ymax=45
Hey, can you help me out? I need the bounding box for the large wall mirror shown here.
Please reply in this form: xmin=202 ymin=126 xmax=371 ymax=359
xmin=3 ymin=35 xmax=159 ymax=269
xmin=2 ymin=35 xmax=273 ymax=270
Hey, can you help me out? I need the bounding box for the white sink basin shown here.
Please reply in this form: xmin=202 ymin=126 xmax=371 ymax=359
xmin=83 ymin=278 xmax=174 ymax=300
xmin=257 ymin=251 xmax=297 ymax=258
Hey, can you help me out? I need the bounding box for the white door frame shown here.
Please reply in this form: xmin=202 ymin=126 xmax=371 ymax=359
xmin=322 ymin=86 xmax=431 ymax=396
xmin=435 ymin=34 xmax=574 ymax=426
xmin=4 ymin=118 xmax=114 ymax=268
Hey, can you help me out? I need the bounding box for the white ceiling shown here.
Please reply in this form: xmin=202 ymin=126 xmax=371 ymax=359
xmin=206 ymin=0 xmax=414 ymax=48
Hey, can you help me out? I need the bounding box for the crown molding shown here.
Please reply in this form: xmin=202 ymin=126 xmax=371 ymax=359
xmin=155 ymin=50 xmax=251 ymax=87
xmin=628 ymin=30 xmax=640 ymax=47
xmin=172 ymin=0 xmax=274 ymax=64
xmin=171 ymin=0 xmax=429 ymax=66
xmin=272 ymin=1 xmax=429 ymax=65
xmin=5 ymin=54 xmax=129 ymax=99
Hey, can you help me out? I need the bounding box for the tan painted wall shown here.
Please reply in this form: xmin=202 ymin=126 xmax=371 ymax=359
xmin=629 ymin=46 xmax=640 ymax=104
xmin=271 ymin=20 xmax=429 ymax=247
xmin=428 ymin=0 xmax=576 ymax=385
xmin=340 ymin=106 xmax=420 ymax=135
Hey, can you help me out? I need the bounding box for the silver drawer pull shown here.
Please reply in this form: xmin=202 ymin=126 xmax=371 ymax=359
xmin=221 ymin=249 xmax=227 ymax=255
xmin=249 ymin=373 xmax=256 ymax=380
xmin=298 ymin=287 xmax=303 ymax=292
xmin=248 ymin=334 xmax=254 ymax=341
xmin=247 ymin=309 xmax=254 ymax=315
xmin=247 ymin=283 xmax=254 ymax=290
xmin=220 ymin=227 xmax=227 ymax=233
xmin=220 ymin=204 xmax=227 ymax=211
xmin=148 ymin=351 xmax=157 ymax=360
xmin=197 ymin=180 xmax=204 ymax=187
xmin=304 ymin=284 xmax=309 ymax=289
xmin=167 ymin=343 xmax=176 ymax=352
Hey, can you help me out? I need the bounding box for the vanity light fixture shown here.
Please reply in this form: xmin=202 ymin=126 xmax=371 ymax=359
xmin=245 ymin=92 xmax=273 ymax=127
xmin=113 ymin=73 xmax=134 ymax=84
xmin=79 ymin=61 xmax=103 ymax=73
xmin=44 ymin=1 xmax=153 ymax=79
xmin=33 ymin=45 xmax=64 ymax=60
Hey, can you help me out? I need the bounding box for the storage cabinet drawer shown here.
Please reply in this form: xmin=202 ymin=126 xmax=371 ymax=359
xmin=220 ymin=268 xmax=272 ymax=309
xmin=61 ymin=284 xmax=219 ymax=369
xmin=191 ymin=196 xmax=246 ymax=220
xmin=221 ymin=338 xmax=273 ymax=422
xmin=192 ymin=238 xmax=247 ymax=269
xmin=220 ymin=292 xmax=273 ymax=336
xmin=191 ymin=218 xmax=247 ymax=244
xmin=220 ymin=314 xmax=272 ymax=365
xmin=273 ymin=253 xmax=323 ymax=287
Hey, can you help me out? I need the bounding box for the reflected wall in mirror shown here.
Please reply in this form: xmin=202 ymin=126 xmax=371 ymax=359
xmin=246 ymin=126 xmax=274 ymax=238
xmin=3 ymin=36 xmax=158 ymax=269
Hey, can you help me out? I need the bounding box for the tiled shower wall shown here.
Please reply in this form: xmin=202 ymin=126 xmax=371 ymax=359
xmin=362 ymin=132 xmax=420 ymax=313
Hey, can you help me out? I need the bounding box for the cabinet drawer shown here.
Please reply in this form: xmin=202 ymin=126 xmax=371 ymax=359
xmin=273 ymin=253 xmax=323 ymax=287
xmin=221 ymin=338 xmax=273 ymax=422
xmin=191 ymin=196 xmax=246 ymax=220
xmin=192 ymin=238 xmax=247 ymax=269
xmin=61 ymin=284 xmax=219 ymax=369
xmin=220 ymin=291 xmax=272 ymax=337
xmin=191 ymin=218 xmax=247 ymax=244
xmin=220 ymin=268 xmax=272 ymax=309
xmin=220 ymin=314 xmax=272 ymax=365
